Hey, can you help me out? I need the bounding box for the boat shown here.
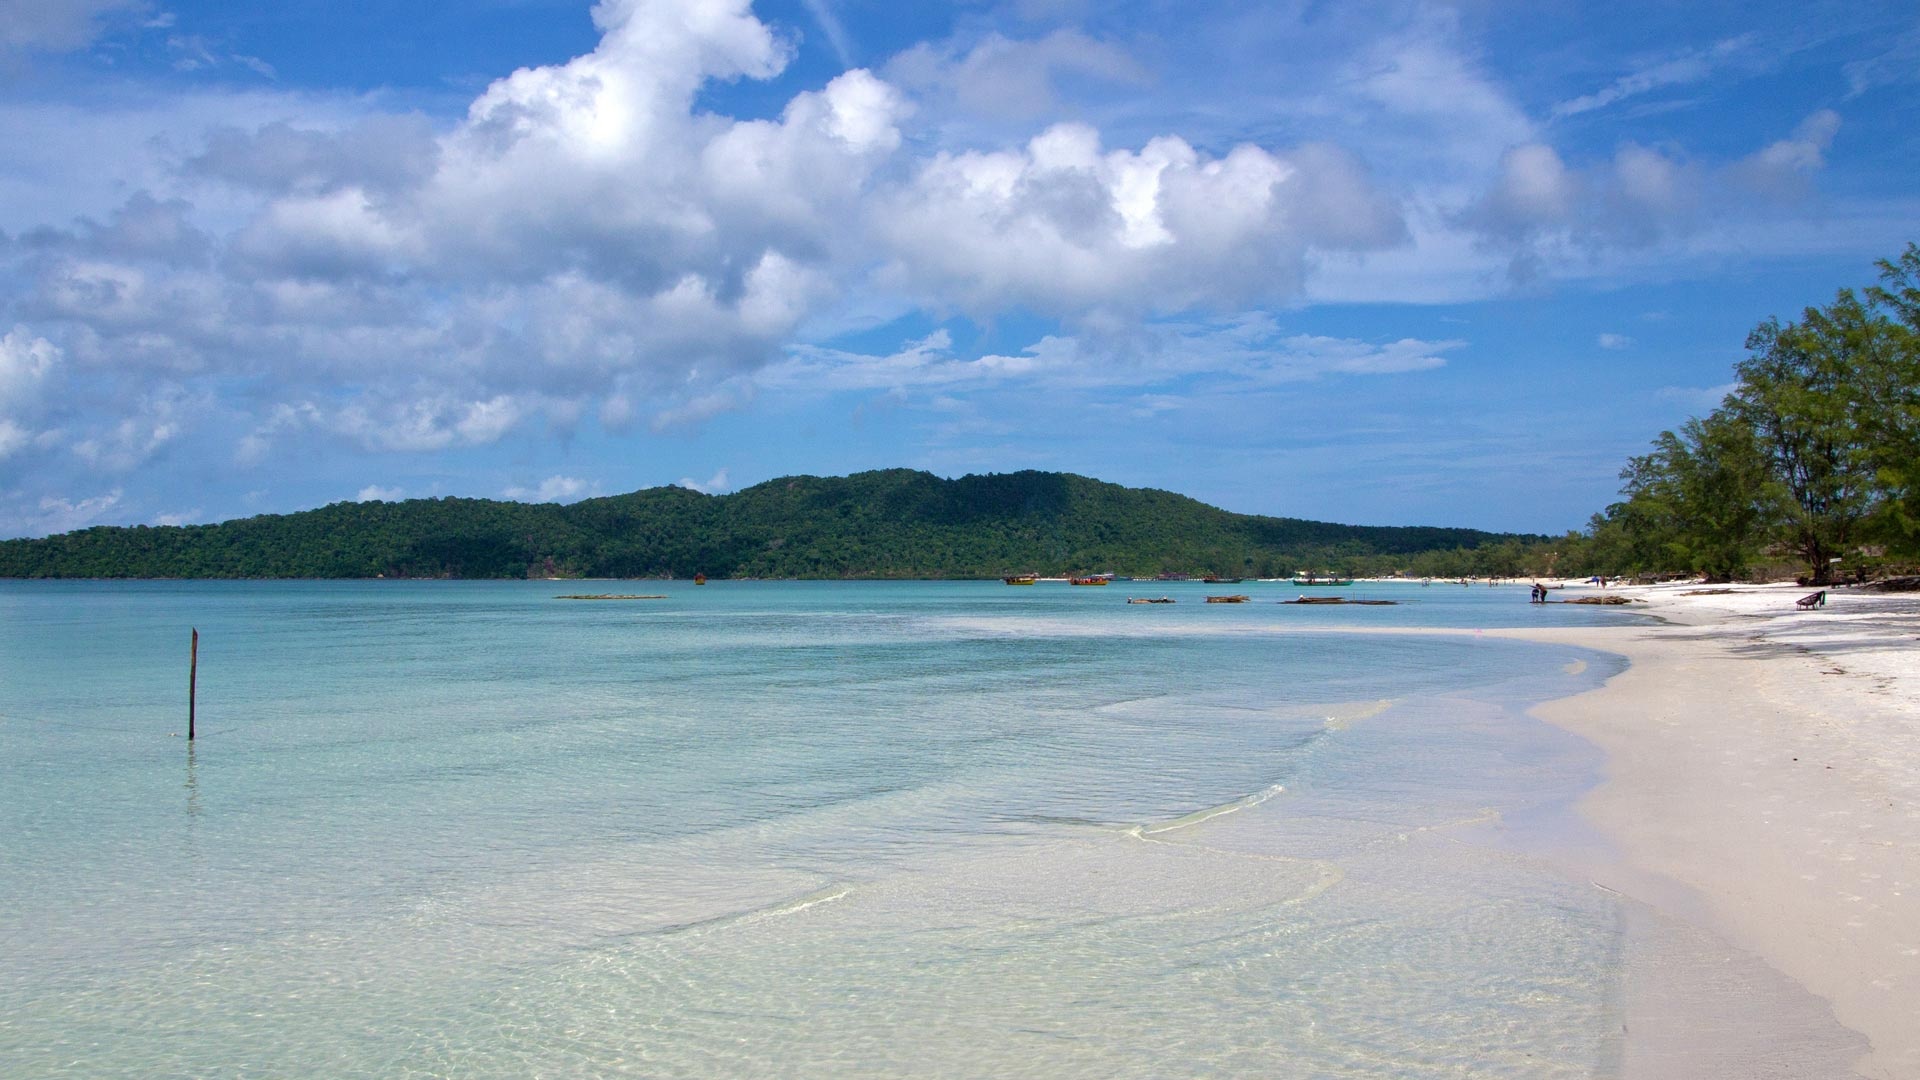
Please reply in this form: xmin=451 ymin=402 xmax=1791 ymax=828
xmin=1069 ymin=576 xmax=1110 ymax=586
xmin=1282 ymin=597 xmax=1398 ymax=605
xmin=694 ymin=572 xmax=707 ymax=585
xmin=1002 ymin=575 xmax=1037 ymax=585
xmin=1202 ymin=576 xmax=1243 ymax=584
xmin=1127 ymin=597 xmax=1174 ymax=604
xmin=1205 ymin=594 xmax=1251 ymax=603
xmin=1289 ymin=575 xmax=1353 ymax=586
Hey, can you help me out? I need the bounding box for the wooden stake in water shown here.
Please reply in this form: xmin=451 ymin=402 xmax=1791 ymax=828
xmin=188 ymin=628 xmax=198 ymax=741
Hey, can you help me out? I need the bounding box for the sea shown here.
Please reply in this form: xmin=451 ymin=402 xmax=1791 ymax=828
xmin=0 ymin=579 xmax=1643 ymax=1078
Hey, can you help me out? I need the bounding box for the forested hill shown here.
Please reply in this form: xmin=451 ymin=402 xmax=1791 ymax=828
xmin=0 ymin=469 xmax=1536 ymax=579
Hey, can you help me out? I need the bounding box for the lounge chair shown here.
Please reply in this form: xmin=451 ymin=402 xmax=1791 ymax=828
xmin=1795 ymin=591 xmax=1826 ymax=610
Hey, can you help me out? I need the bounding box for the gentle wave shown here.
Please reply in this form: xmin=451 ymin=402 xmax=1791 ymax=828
xmin=1131 ymin=783 xmax=1288 ymax=837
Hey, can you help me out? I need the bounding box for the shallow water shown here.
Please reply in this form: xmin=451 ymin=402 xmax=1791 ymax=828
xmin=1 ymin=579 xmax=1636 ymax=1077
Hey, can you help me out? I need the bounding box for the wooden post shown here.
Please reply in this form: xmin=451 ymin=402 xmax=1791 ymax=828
xmin=188 ymin=628 xmax=198 ymax=741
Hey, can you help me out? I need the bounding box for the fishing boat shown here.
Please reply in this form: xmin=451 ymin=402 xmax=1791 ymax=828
xmin=694 ymin=572 xmax=707 ymax=585
xmin=1127 ymin=596 xmax=1174 ymax=604
xmin=1002 ymin=575 xmax=1037 ymax=585
xmin=1202 ymin=576 xmax=1243 ymax=584
xmin=1205 ymin=594 xmax=1251 ymax=603
xmin=1069 ymin=575 xmax=1111 ymax=586
xmin=1289 ymin=574 xmax=1353 ymax=586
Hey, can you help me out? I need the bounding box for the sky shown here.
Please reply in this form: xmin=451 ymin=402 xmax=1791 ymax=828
xmin=0 ymin=0 xmax=1915 ymax=537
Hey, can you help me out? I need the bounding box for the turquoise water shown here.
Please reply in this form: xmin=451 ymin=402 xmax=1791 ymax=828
xmin=1 ymin=580 xmax=1636 ymax=1077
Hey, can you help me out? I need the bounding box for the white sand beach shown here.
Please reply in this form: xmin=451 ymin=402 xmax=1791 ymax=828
xmin=1499 ymin=581 xmax=1920 ymax=1079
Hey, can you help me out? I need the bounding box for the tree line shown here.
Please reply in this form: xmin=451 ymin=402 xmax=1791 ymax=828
xmin=0 ymin=469 xmax=1537 ymax=580
xmin=1570 ymin=244 xmax=1920 ymax=584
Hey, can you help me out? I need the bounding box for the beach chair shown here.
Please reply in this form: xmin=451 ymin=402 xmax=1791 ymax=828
xmin=1795 ymin=590 xmax=1825 ymax=610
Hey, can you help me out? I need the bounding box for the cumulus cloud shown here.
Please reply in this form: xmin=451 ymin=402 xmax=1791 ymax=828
xmin=355 ymin=484 xmax=404 ymax=502
xmin=878 ymin=124 xmax=1404 ymax=317
xmin=187 ymin=116 xmax=440 ymax=197
xmin=1733 ymin=110 xmax=1841 ymax=199
xmin=503 ymin=475 xmax=591 ymax=502
xmin=1460 ymin=111 xmax=1835 ymax=279
xmin=1597 ymin=333 xmax=1634 ymax=350
xmin=68 ymin=385 xmax=199 ymax=471
xmin=0 ymin=0 xmax=1895 ymax=536
xmin=31 ymin=489 xmax=123 ymax=533
xmin=0 ymin=326 xmax=60 ymax=413
xmin=0 ymin=327 xmax=62 ymax=458
xmin=676 ymin=468 xmax=730 ymax=494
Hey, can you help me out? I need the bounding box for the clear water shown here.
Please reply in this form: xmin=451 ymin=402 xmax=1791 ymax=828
xmin=0 ymin=580 xmax=1637 ymax=1077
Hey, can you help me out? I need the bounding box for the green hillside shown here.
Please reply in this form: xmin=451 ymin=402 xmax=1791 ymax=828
xmin=0 ymin=469 xmax=1537 ymax=579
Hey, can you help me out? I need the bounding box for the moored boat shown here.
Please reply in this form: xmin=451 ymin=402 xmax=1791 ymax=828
xmin=1205 ymin=594 xmax=1251 ymax=603
xmin=1069 ymin=576 xmax=1111 ymax=586
xmin=1002 ymin=575 xmax=1037 ymax=585
xmin=1289 ymin=575 xmax=1353 ymax=586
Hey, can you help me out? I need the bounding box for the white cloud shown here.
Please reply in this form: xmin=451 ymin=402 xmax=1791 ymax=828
xmin=1551 ymin=35 xmax=1755 ymax=119
xmin=1734 ymin=110 xmax=1841 ymax=198
xmin=69 ymin=385 xmax=198 ymax=471
xmin=0 ymin=0 xmax=147 ymax=54
xmin=756 ymin=317 xmax=1457 ymax=401
xmin=677 ymin=468 xmax=730 ymax=494
xmin=1656 ymin=382 xmax=1738 ymax=408
xmin=1597 ymin=333 xmax=1635 ymax=349
xmin=32 ymin=489 xmax=123 ymax=533
xmin=877 ymin=123 xmax=1404 ymax=317
xmin=1844 ymin=23 xmax=1920 ymax=97
xmin=885 ymin=28 xmax=1147 ymax=121
xmin=0 ymin=326 xmax=61 ymax=416
xmin=503 ymin=475 xmax=590 ymax=502
xmin=798 ymin=0 xmax=854 ymax=67
xmin=0 ymin=419 xmax=29 ymax=459
xmin=355 ymin=484 xmax=404 ymax=502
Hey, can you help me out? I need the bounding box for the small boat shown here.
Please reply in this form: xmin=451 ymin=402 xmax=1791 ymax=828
xmin=1069 ymin=576 xmax=1111 ymax=586
xmin=694 ymin=572 xmax=707 ymax=585
xmin=1002 ymin=575 xmax=1037 ymax=585
xmin=1202 ymin=576 xmax=1243 ymax=584
xmin=1205 ymin=594 xmax=1251 ymax=603
xmin=1282 ymin=597 xmax=1398 ymax=606
xmin=1127 ymin=596 xmax=1174 ymax=604
xmin=1289 ymin=575 xmax=1353 ymax=586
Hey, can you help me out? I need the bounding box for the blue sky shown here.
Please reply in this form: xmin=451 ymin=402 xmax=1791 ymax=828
xmin=1 ymin=0 xmax=1915 ymax=537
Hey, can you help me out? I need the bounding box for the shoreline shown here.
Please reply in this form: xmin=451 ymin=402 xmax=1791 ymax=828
xmin=1490 ymin=582 xmax=1920 ymax=1079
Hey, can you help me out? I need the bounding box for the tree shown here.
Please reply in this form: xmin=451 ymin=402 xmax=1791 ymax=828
xmin=1861 ymin=244 xmax=1920 ymax=555
xmin=1617 ymin=410 xmax=1769 ymax=581
xmin=1733 ymin=291 xmax=1895 ymax=583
